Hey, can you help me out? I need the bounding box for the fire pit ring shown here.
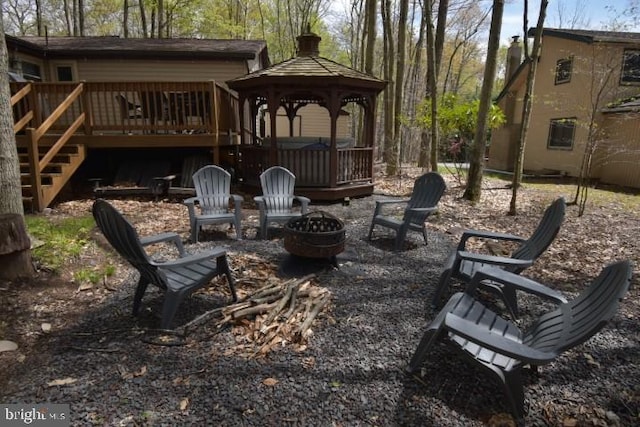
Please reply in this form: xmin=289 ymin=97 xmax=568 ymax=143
xmin=284 ymin=211 xmax=346 ymax=259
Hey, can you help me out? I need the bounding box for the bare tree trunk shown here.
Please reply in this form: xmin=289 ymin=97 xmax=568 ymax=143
xmin=425 ymin=0 xmax=438 ymax=172
xmin=0 ymin=32 xmax=23 ymax=216
xmin=157 ymin=0 xmax=165 ymax=38
xmin=393 ymin=0 xmax=409 ymax=171
xmin=463 ymin=0 xmax=504 ymax=202
xmin=381 ymin=0 xmax=397 ymax=174
xmin=364 ymin=0 xmax=377 ymax=75
xmin=509 ymin=0 xmax=547 ymax=215
xmin=0 ymin=28 xmax=34 ymax=279
xmin=34 ymin=0 xmax=43 ymax=36
xmin=78 ymin=0 xmax=85 ymax=36
xmin=123 ymin=0 xmax=129 ymax=38
xmin=139 ymin=0 xmax=148 ymax=37
xmin=63 ymin=0 xmax=72 ymax=35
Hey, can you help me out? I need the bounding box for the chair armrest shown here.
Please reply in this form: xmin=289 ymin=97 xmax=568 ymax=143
xmin=444 ymin=313 xmax=557 ymax=364
xmin=140 ymin=232 xmax=185 ymax=256
xmin=456 ymin=251 xmax=533 ymax=269
xmin=294 ymin=196 xmax=311 ymax=213
xmin=466 ymin=267 xmax=568 ymax=304
xmin=183 ymin=197 xmax=199 ymax=206
xmin=156 ymin=247 xmax=227 ymax=267
xmin=407 ymin=207 xmax=438 ymax=215
xmin=230 ymin=194 xmax=244 ymax=206
xmin=253 ymin=196 xmax=265 ymax=206
xmin=373 ymin=198 xmax=410 ymax=216
xmin=458 ymin=229 xmax=526 ymax=250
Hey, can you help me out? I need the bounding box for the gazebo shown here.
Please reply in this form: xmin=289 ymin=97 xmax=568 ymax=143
xmin=227 ymin=30 xmax=387 ymax=202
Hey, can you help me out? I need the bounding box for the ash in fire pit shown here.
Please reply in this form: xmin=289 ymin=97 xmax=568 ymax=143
xmin=282 ymin=211 xmax=346 ymax=272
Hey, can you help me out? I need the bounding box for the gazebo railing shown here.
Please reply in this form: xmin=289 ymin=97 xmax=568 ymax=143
xmin=239 ymin=145 xmax=373 ymax=187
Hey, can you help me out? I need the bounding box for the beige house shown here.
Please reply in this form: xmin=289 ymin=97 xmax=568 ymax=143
xmin=488 ymin=28 xmax=640 ymax=189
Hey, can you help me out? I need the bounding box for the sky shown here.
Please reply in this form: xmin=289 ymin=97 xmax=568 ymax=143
xmin=501 ymin=0 xmax=639 ymax=45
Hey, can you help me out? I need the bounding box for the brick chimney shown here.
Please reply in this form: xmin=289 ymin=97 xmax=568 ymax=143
xmin=296 ymin=24 xmax=321 ymax=57
xmin=505 ymin=36 xmax=522 ymax=84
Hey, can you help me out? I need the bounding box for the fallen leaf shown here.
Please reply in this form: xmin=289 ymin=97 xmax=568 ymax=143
xmin=262 ymin=377 xmax=278 ymax=386
xmin=134 ymin=366 xmax=147 ymax=377
xmin=563 ymin=417 xmax=578 ymax=427
xmin=41 ymin=323 xmax=52 ymax=333
xmin=180 ymin=398 xmax=189 ymax=411
xmin=47 ymin=377 xmax=77 ymax=387
xmin=0 ymin=340 xmax=18 ymax=352
xmin=77 ymin=282 xmax=93 ymax=291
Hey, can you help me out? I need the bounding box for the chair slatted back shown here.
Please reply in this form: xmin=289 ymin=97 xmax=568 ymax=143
xmin=509 ymin=197 xmax=566 ymax=272
xmin=260 ymin=166 xmax=296 ymax=213
xmin=525 ymin=260 xmax=632 ymax=353
xmin=193 ymin=165 xmax=232 ymax=215
xmin=405 ymin=172 xmax=446 ymax=225
xmin=92 ymin=199 xmax=168 ymax=290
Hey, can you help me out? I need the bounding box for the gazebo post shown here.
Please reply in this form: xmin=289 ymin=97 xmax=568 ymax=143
xmin=267 ymin=89 xmax=280 ymax=166
xmin=328 ymin=91 xmax=341 ymax=188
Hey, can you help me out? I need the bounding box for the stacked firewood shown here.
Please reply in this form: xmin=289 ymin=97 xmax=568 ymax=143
xmin=217 ymin=274 xmax=332 ymax=357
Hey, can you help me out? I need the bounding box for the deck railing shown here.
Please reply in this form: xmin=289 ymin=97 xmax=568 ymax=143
xmin=240 ymin=145 xmax=373 ymax=187
xmin=10 ymin=81 xmax=239 ymax=136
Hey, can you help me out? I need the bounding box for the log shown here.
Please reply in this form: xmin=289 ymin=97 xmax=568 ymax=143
xmin=0 ymin=214 xmax=35 ymax=280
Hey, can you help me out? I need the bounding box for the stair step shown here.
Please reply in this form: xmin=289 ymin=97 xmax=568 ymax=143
xmin=19 ymin=154 xmax=74 ymax=163
xmin=20 ymin=163 xmax=65 ymax=174
xmin=17 ymin=144 xmax=82 ymax=156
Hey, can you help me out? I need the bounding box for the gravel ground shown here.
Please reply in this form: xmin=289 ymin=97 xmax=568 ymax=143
xmin=1 ymin=193 xmax=638 ymax=426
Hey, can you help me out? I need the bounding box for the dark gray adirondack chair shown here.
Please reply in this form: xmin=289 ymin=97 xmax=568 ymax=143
xmin=432 ymin=197 xmax=566 ymax=318
xmin=92 ymin=199 xmax=237 ymax=329
xmin=184 ymin=165 xmax=243 ymax=242
xmin=368 ymin=172 xmax=446 ymax=250
xmin=407 ymin=261 xmax=632 ymax=421
xmin=254 ymin=166 xmax=310 ymax=239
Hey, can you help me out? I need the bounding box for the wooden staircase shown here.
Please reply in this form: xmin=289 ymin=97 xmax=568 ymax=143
xmin=19 ymin=143 xmax=86 ymax=212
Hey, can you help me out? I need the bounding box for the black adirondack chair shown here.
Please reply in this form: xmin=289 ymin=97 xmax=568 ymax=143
xmin=368 ymin=172 xmax=446 ymax=251
xmin=407 ymin=261 xmax=633 ymax=421
xmin=92 ymin=199 xmax=237 ymax=329
xmin=431 ymin=197 xmax=566 ymax=318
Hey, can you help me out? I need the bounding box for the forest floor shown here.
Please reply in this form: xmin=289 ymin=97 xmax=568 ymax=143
xmin=0 ymin=167 xmax=638 ymax=426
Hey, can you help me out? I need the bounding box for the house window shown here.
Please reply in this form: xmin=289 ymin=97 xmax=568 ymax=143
xmin=21 ymin=61 xmax=42 ymax=81
xmin=56 ymin=65 xmax=74 ymax=81
xmin=547 ymin=118 xmax=576 ymax=149
xmin=555 ymin=57 xmax=572 ymax=84
xmin=621 ymin=49 xmax=640 ymax=84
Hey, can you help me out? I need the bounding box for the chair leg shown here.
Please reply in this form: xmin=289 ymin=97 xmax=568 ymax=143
xmin=190 ymin=222 xmax=199 ymax=243
xmin=160 ymin=290 xmax=185 ymax=330
xmin=367 ymin=220 xmax=376 ymax=241
xmin=234 ymin=212 xmax=242 ymax=240
xmin=499 ymin=285 xmax=519 ymax=319
xmin=259 ymin=217 xmax=268 ymax=239
xmin=406 ymin=327 xmax=442 ymax=374
xmin=431 ymin=268 xmax=453 ymax=308
xmin=394 ymin=226 xmax=409 ymax=251
xmin=217 ymin=255 xmax=238 ymax=302
xmin=132 ymin=279 xmax=149 ymax=316
xmin=502 ymin=368 xmax=526 ymax=421
xmin=421 ymin=225 xmax=429 ymax=246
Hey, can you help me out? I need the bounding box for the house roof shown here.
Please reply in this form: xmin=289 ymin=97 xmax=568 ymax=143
xmin=496 ymin=28 xmax=640 ymax=102
xmin=5 ymin=34 xmax=269 ymax=64
xmin=526 ymin=28 xmax=640 ymax=44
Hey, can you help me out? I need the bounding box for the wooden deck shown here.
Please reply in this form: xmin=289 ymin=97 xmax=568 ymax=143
xmin=11 ymin=81 xmax=375 ymax=210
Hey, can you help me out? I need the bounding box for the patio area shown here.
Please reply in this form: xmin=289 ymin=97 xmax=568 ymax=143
xmin=0 ymin=173 xmax=638 ymax=426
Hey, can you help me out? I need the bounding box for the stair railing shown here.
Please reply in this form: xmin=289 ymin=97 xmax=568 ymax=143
xmin=24 ymin=83 xmax=86 ymax=211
